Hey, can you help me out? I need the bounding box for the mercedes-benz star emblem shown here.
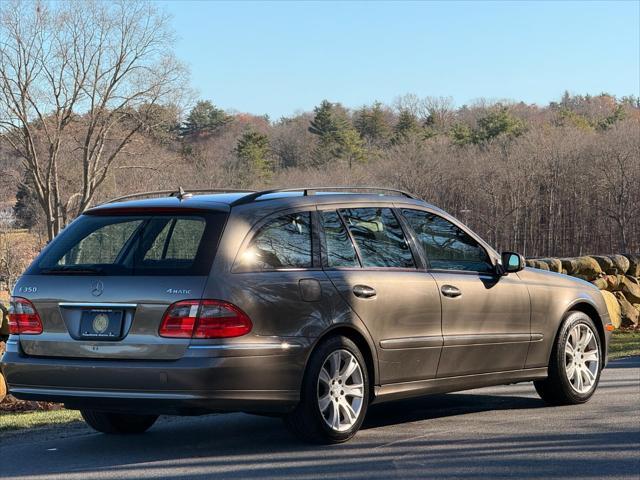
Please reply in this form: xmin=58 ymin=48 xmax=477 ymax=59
xmin=91 ymin=280 xmax=104 ymax=297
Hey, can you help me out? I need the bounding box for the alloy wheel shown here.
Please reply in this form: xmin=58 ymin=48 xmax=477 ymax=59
xmin=564 ymin=323 xmax=599 ymax=394
xmin=317 ymin=349 xmax=365 ymax=432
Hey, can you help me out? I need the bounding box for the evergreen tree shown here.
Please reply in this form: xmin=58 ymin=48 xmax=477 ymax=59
xmin=598 ymin=105 xmax=626 ymax=130
xmin=449 ymin=123 xmax=474 ymax=146
xmin=354 ymin=102 xmax=392 ymax=145
xmin=474 ymin=106 xmax=526 ymax=142
xmin=138 ymin=103 xmax=180 ymax=143
xmin=181 ymin=100 xmax=231 ymax=136
xmin=308 ymin=100 xmax=365 ymax=166
xmin=335 ymin=127 xmax=366 ymax=169
xmin=13 ymin=173 xmax=40 ymax=229
xmin=308 ymin=100 xmax=341 ymax=140
xmin=392 ymin=109 xmax=422 ymax=144
xmin=235 ymin=130 xmax=273 ymax=182
xmin=554 ymin=109 xmax=592 ymax=130
xmin=448 ymin=106 xmax=526 ymax=146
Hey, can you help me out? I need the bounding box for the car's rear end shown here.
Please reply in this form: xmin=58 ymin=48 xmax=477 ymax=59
xmin=1 ymin=197 xmax=303 ymax=416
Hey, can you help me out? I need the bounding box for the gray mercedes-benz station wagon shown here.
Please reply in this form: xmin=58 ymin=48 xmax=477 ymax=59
xmin=1 ymin=187 xmax=612 ymax=443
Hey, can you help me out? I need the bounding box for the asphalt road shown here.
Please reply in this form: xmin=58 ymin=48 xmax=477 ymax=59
xmin=1 ymin=356 xmax=639 ymax=480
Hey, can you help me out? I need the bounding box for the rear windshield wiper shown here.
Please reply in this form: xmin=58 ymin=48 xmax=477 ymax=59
xmin=40 ymin=266 xmax=105 ymax=275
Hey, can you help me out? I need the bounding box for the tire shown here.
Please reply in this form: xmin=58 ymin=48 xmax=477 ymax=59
xmin=81 ymin=410 xmax=158 ymax=434
xmin=284 ymin=335 xmax=370 ymax=444
xmin=534 ymin=311 xmax=602 ymax=405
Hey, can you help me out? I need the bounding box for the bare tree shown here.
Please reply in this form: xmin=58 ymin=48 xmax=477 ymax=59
xmin=423 ymin=96 xmax=455 ymax=130
xmin=0 ymin=209 xmax=14 ymax=231
xmin=393 ymin=93 xmax=423 ymax=118
xmin=0 ymin=210 xmax=39 ymax=294
xmin=593 ymin=123 xmax=640 ymax=252
xmin=0 ymin=0 xmax=188 ymax=240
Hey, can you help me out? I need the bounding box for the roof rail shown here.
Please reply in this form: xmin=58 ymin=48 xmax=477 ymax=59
xmin=230 ymin=186 xmax=418 ymax=206
xmin=102 ymin=187 xmax=256 ymax=205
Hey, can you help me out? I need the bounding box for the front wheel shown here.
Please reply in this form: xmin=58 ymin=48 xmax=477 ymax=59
xmin=81 ymin=410 xmax=158 ymax=434
xmin=534 ymin=311 xmax=602 ymax=405
xmin=284 ymin=335 xmax=369 ymax=444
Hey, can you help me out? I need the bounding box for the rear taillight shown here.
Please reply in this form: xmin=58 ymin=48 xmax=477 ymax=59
xmin=158 ymin=300 xmax=199 ymax=338
xmin=8 ymin=297 xmax=43 ymax=335
xmin=193 ymin=300 xmax=253 ymax=338
xmin=159 ymin=300 xmax=252 ymax=339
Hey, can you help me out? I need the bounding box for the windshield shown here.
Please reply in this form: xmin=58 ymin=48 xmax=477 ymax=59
xmin=28 ymin=212 xmax=226 ymax=276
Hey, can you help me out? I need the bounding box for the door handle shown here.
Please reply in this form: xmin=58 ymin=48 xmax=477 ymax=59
xmin=353 ymin=285 xmax=376 ymax=298
xmin=441 ymin=285 xmax=462 ymax=298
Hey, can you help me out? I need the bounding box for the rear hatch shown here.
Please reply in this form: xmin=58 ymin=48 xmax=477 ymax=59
xmin=15 ymin=209 xmax=227 ymax=360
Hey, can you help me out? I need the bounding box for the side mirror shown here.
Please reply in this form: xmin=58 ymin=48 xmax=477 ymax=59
xmin=501 ymin=251 xmax=525 ymax=274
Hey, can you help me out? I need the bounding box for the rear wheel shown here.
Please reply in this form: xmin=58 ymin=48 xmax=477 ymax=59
xmin=534 ymin=311 xmax=602 ymax=405
xmin=284 ymin=335 xmax=369 ymax=444
xmin=81 ymin=410 xmax=158 ymax=434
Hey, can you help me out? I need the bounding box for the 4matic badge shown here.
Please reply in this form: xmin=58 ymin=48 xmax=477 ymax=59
xmin=166 ymin=288 xmax=192 ymax=295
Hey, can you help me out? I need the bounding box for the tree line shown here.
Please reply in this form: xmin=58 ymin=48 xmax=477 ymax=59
xmin=1 ymin=1 xmax=638 ymax=259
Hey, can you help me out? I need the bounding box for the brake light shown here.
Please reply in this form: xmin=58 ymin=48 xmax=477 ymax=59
xmin=158 ymin=300 xmax=199 ymax=338
xmin=194 ymin=300 xmax=253 ymax=338
xmin=8 ymin=297 xmax=43 ymax=335
xmin=159 ymin=300 xmax=252 ymax=339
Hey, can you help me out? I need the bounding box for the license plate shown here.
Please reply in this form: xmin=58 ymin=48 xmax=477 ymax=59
xmin=80 ymin=309 xmax=123 ymax=340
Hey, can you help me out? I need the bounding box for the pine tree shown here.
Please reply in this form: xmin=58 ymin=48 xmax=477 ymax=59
xmin=392 ymin=109 xmax=422 ymax=144
xmin=335 ymin=127 xmax=366 ymax=169
xmin=13 ymin=173 xmax=41 ymax=229
xmin=308 ymin=100 xmax=340 ymax=140
xmin=474 ymin=106 xmax=526 ymax=142
xmin=308 ymin=100 xmax=366 ymax=167
xmin=449 ymin=123 xmax=474 ymax=146
xmin=138 ymin=103 xmax=180 ymax=143
xmin=181 ymin=100 xmax=231 ymax=136
xmin=235 ymin=130 xmax=273 ymax=182
xmin=354 ymin=102 xmax=391 ymax=145
xmin=598 ymin=105 xmax=626 ymax=130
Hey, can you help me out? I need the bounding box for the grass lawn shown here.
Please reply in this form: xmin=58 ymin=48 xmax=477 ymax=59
xmin=609 ymin=329 xmax=640 ymax=360
xmin=0 ymin=409 xmax=82 ymax=432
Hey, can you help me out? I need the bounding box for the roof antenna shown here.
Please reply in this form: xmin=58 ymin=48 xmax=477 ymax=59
xmin=172 ymin=187 xmax=192 ymax=201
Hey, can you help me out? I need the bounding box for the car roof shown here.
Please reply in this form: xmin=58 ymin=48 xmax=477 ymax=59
xmin=85 ymin=193 xmax=245 ymax=214
xmin=85 ymin=189 xmax=438 ymax=215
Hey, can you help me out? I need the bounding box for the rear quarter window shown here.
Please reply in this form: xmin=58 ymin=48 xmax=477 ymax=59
xmin=235 ymin=212 xmax=312 ymax=271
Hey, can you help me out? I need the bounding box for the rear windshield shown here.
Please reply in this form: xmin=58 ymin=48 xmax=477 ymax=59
xmin=28 ymin=212 xmax=226 ymax=276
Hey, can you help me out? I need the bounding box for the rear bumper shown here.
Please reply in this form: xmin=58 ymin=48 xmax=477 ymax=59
xmin=1 ymin=338 xmax=310 ymax=415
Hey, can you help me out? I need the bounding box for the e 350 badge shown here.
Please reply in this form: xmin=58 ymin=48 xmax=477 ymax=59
xmin=17 ymin=286 xmax=38 ymax=294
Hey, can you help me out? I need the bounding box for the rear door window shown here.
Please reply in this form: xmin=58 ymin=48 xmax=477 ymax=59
xmin=339 ymin=207 xmax=415 ymax=268
xmin=401 ymin=209 xmax=493 ymax=272
xmin=31 ymin=213 xmax=225 ymax=276
xmin=321 ymin=211 xmax=360 ymax=268
xmin=237 ymin=212 xmax=312 ymax=271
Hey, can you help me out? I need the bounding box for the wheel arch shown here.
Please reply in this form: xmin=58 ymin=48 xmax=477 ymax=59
xmin=305 ymin=324 xmax=379 ymax=397
xmin=567 ymin=300 xmax=606 ymax=357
